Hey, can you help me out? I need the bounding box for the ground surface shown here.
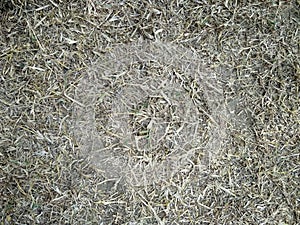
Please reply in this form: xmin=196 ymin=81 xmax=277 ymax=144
xmin=0 ymin=0 xmax=299 ymax=224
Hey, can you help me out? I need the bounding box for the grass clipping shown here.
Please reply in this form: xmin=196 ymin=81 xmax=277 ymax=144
xmin=73 ymin=40 xmax=227 ymax=186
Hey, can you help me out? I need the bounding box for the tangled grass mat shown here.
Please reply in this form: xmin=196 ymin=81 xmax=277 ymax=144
xmin=0 ymin=0 xmax=299 ymax=224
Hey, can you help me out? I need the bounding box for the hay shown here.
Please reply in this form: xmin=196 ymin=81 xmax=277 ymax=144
xmin=0 ymin=0 xmax=299 ymax=224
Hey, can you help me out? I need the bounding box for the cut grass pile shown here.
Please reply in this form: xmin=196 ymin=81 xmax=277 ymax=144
xmin=0 ymin=0 xmax=299 ymax=224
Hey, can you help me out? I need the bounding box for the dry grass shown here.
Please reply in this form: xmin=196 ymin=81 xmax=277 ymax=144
xmin=0 ymin=0 xmax=299 ymax=224
xmin=73 ymin=40 xmax=227 ymax=187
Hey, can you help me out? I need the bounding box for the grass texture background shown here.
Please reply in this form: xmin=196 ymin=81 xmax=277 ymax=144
xmin=0 ymin=0 xmax=299 ymax=224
